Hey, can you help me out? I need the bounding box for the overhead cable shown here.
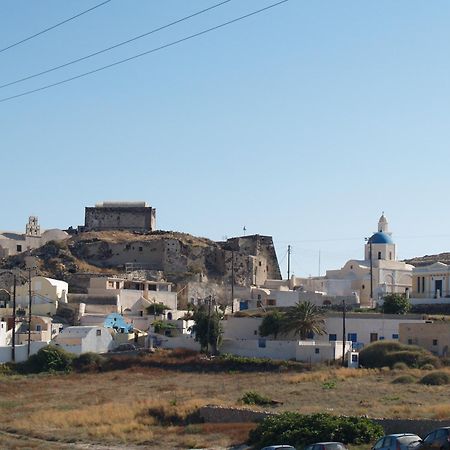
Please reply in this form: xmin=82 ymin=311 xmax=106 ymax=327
xmin=0 ymin=0 xmax=289 ymax=104
xmin=0 ymin=0 xmax=233 ymax=89
xmin=0 ymin=0 xmax=112 ymax=54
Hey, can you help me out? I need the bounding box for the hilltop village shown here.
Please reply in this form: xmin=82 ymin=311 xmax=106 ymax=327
xmin=0 ymin=201 xmax=449 ymax=364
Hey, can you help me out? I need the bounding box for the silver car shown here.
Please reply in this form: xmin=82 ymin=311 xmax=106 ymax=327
xmin=372 ymin=434 xmax=422 ymax=450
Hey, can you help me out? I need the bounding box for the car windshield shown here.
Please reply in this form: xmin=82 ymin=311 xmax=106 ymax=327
xmin=325 ymin=444 xmax=346 ymax=450
xmin=398 ymin=436 xmax=421 ymax=445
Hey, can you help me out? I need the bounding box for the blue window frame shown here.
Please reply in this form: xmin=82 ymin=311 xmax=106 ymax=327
xmin=329 ymin=334 xmax=337 ymax=341
xmin=392 ymin=334 xmax=399 ymax=339
xmin=347 ymin=333 xmax=357 ymax=343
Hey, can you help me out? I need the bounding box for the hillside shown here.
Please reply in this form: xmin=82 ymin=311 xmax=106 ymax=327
xmin=404 ymin=252 xmax=450 ymax=267
xmin=0 ymin=230 xmax=281 ymax=293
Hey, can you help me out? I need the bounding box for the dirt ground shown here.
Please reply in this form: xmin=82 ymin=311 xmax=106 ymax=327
xmin=0 ymin=366 xmax=448 ymax=449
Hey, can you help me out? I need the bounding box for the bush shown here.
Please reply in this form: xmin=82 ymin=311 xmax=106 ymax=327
xmin=72 ymin=352 xmax=106 ymax=372
xmin=241 ymin=391 xmax=273 ymax=406
xmin=381 ymin=294 xmax=411 ymax=314
xmin=392 ymin=362 xmax=409 ymax=371
xmin=392 ymin=375 xmax=417 ymax=384
xmin=359 ymin=341 xmax=440 ymax=369
xmin=420 ymin=371 xmax=450 ymax=385
xmin=421 ymin=363 xmax=435 ymax=371
xmin=248 ymin=412 xmax=384 ymax=448
xmin=18 ymin=345 xmax=74 ymax=374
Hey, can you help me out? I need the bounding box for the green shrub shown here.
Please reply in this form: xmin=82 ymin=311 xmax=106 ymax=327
xmin=72 ymin=352 xmax=106 ymax=372
xmin=392 ymin=362 xmax=409 ymax=371
xmin=420 ymin=371 xmax=450 ymax=385
xmin=381 ymin=294 xmax=411 ymax=314
xmin=18 ymin=345 xmax=74 ymax=374
xmin=248 ymin=412 xmax=383 ymax=448
xmin=392 ymin=375 xmax=417 ymax=384
xmin=241 ymin=391 xmax=273 ymax=406
xmin=359 ymin=341 xmax=439 ymax=369
xmin=420 ymin=363 xmax=435 ymax=371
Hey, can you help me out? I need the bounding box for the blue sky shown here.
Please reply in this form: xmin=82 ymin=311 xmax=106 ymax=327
xmin=1 ymin=0 xmax=450 ymax=278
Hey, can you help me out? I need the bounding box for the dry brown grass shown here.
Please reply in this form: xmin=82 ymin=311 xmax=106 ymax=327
xmin=0 ymin=365 xmax=449 ymax=447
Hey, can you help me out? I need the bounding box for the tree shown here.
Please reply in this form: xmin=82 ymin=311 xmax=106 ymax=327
xmin=281 ymin=301 xmax=326 ymax=340
xmin=381 ymin=293 xmax=411 ymax=314
xmin=259 ymin=310 xmax=284 ymax=339
xmin=188 ymin=302 xmax=224 ymax=355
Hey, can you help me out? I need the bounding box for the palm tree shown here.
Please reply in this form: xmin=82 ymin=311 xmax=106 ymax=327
xmin=281 ymin=301 xmax=326 ymax=340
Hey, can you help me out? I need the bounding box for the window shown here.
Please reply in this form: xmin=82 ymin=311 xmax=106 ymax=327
xmin=378 ymin=251 xmax=382 ymax=260
xmin=392 ymin=334 xmax=399 ymax=339
xmin=96 ymin=329 xmax=101 ymax=336
xmin=267 ymin=299 xmax=276 ymax=306
xmin=257 ymin=294 xmax=262 ymax=300
xmin=258 ymin=338 xmax=266 ymax=348
xmin=329 ymin=334 xmax=337 ymax=341
xmin=370 ymin=333 xmax=378 ymax=342
xmin=254 ymin=330 xmax=258 ymax=335
xmin=423 ymin=432 xmax=436 ymax=444
xmin=408 ymin=339 xmax=413 ymax=345
xmin=315 ymin=348 xmax=320 ymax=354
xmin=36 ymin=325 xmax=41 ymax=332
xmin=389 ymin=252 xmax=392 ymax=260
xmin=362 ymin=284 xmax=365 ymax=290
xmin=433 ymin=339 xmax=438 ymax=346
xmin=347 ymin=333 xmax=357 ymax=343
xmin=351 ymin=354 xmax=358 ymax=363
xmin=139 ymin=246 xmax=143 ymax=252
xmin=373 ymin=438 xmax=384 ymax=449
xmin=16 ymin=245 xmax=22 ymax=252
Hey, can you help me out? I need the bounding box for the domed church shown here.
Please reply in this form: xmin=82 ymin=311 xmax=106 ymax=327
xmin=302 ymin=214 xmax=413 ymax=307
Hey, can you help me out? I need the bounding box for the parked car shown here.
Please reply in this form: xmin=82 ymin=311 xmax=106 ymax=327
xmin=419 ymin=428 xmax=450 ymax=450
xmin=304 ymin=442 xmax=348 ymax=450
xmin=261 ymin=446 xmax=296 ymax=450
xmin=372 ymin=434 xmax=422 ymax=450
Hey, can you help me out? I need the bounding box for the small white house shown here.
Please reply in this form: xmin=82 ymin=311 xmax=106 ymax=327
xmin=53 ymin=326 xmax=115 ymax=355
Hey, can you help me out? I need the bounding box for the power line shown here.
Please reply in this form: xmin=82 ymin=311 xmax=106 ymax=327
xmin=0 ymin=0 xmax=112 ymax=54
xmin=0 ymin=0 xmax=233 ymax=90
xmin=0 ymin=0 xmax=289 ymax=104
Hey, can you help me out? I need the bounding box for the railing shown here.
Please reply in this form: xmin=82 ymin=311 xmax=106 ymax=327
xmin=411 ymin=290 xmax=450 ymax=299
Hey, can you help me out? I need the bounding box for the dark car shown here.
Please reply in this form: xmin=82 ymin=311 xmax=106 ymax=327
xmin=372 ymin=434 xmax=422 ymax=450
xmin=420 ymin=428 xmax=450 ymax=450
xmin=304 ymin=442 xmax=348 ymax=450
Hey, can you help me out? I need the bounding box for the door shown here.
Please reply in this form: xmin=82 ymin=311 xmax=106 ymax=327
xmin=435 ymin=280 xmax=443 ymax=297
xmin=370 ymin=333 xmax=378 ymax=343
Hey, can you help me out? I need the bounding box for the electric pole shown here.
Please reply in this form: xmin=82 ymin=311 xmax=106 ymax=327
xmin=231 ymin=250 xmax=235 ymax=314
xmin=27 ymin=267 xmax=32 ymax=357
xmin=342 ymin=299 xmax=346 ymax=367
xmin=12 ymin=274 xmax=16 ymax=362
xmin=287 ymin=245 xmax=291 ymax=280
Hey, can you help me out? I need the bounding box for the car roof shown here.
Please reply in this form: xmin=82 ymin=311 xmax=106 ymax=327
xmin=311 ymin=442 xmax=346 ymax=445
xmin=388 ymin=434 xmax=421 ymax=437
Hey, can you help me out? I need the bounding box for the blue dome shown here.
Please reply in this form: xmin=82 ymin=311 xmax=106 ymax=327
xmin=369 ymin=232 xmax=393 ymax=244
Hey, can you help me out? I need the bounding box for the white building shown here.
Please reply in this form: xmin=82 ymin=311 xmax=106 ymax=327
xmin=410 ymin=262 xmax=450 ymax=304
xmin=223 ymin=314 xmax=426 ymax=351
xmin=15 ymin=276 xmax=68 ymax=316
xmin=295 ymin=214 xmax=413 ymax=307
xmin=53 ymin=326 xmax=115 ymax=355
xmin=87 ymin=276 xmax=177 ymax=311
xmin=0 ymin=216 xmax=68 ymax=258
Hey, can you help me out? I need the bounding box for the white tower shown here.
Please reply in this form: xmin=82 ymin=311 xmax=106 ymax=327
xmin=378 ymin=213 xmax=389 ymax=233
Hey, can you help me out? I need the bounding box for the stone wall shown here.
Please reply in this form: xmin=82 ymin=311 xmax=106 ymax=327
xmin=85 ymin=206 xmax=156 ymax=232
xmin=198 ymin=406 xmax=450 ymax=437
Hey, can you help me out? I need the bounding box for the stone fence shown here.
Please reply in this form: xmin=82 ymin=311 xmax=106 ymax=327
xmin=198 ymin=405 xmax=450 ymax=437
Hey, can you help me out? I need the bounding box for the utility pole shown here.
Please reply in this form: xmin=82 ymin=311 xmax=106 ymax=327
xmin=27 ymin=267 xmax=32 ymax=356
xmin=369 ymin=240 xmax=373 ymax=306
xmin=206 ymin=296 xmax=212 ymax=357
xmin=12 ymin=275 xmax=16 ymax=363
xmin=287 ymin=245 xmax=291 ymax=280
xmin=341 ymin=299 xmax=346 ymax=367
xmin=231 ymin=250 xmax=235 ymax=314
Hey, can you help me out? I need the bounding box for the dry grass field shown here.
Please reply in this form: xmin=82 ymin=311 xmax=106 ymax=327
xmin=1 ymin=361 xmax=449 ymax=449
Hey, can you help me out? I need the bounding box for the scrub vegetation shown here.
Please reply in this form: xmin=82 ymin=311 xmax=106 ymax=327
xmin=1 ymin=349 xmax=450 ymax=448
